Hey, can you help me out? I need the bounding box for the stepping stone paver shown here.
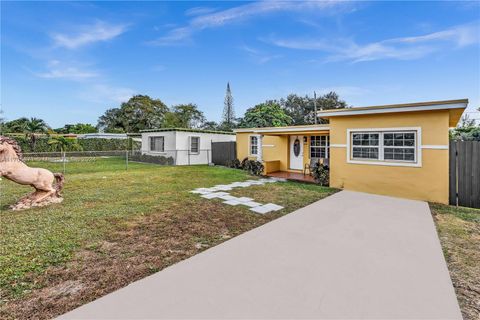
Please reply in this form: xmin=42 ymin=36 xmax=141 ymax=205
xmin=236 ymin=197 xmax=254 ymax=203
xmin=241 ymin=201 xmax=262 ymax=208
xmin=223 ymin=199 xmax=242 ymax=206
xmin=190 ymin=189 xmax=213 ymax=194
xmin=192 ymin=178 xmax=286 ymax=214
xmin=214 ymin=185 xmax=233 ymax=191
xmin=261 ymin=203 xmax=284 ymax=211
xmin=218 ymin=195 xmax=238 ymax=201
xmin=249 ymin=206 xmax=274 ymax=214
xmin=201 ymin=192 xmax=229 ymax=199
xmin=249 ymin=203 xmax=284 ymax=214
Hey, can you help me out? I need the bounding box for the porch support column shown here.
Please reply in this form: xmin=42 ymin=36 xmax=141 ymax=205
xmin=257 ymin=134 xmax=263 ymax=162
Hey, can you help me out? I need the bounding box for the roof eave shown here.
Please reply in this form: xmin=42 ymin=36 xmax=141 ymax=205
xmin=234 ymin=124 xmax=330 ymax=134
xmin=318 ymin=101 xmax=468 ymax=118
xmin=139 ymin=128 xmax=235 ymax=135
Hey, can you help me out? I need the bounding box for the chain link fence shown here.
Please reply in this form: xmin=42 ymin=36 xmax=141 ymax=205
xmin=22 ymin=151 xmax=131 ymax=174
xmin=20 ymin=149 xmax=214 ymax=174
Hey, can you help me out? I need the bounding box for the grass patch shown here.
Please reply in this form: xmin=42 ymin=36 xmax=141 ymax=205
xmin=430 ymin=203 xmax=480 ymax=320
xmin=0 ymin=158 xmax=335 ymax=319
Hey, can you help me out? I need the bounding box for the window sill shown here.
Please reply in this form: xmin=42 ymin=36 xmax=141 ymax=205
xmin=347 ymin=159 xmax=422 ymax=168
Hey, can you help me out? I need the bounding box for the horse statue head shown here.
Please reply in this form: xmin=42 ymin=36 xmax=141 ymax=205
xmin=0 ymin=135 xmax=24 ymax=162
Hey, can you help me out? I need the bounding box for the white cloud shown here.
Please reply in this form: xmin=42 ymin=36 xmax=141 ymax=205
xmin=80 ymin=84 xmax=136 ymax=104
xmin=266 ymin=22 xmax=480 ymax=63
xmin=150 ymin=1 xmax=347 ymax=46
xmin=240 ymin=45 xmax=281 ymax=64
xmin=150 ymin=27 xmax=193 ymax=46
xmin=185 ymin=7 xmax=217 ymax=17
xmin=52 ymin=21 xmax=128 ymax=49
xmin=35 ymin=63 xmax=98 ymax=81
xmin=386 ymin=23 xmax=479 ymax=47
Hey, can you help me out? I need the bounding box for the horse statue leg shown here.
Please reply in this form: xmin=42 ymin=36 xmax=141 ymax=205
xmin=31 ymin=172 xmax=64 ymax=203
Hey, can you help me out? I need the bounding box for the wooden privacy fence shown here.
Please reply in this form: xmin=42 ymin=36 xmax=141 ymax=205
xmin=449 ymin=140 xmax=480 ymax=208
xmin=211 ymin=141 xmax=236 ymax=166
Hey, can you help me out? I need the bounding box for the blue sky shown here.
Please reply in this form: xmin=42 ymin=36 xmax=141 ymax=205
xmin=1 ymin=1 xmax=479 ymax=128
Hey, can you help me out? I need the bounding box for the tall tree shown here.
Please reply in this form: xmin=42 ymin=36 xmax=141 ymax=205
xmin=48 ymin=136 xmax=83 ymax=152
xmin=238 ymin=102 xmax=292 ymax=128
xmin=23 ymin=118 xmax=50 ymax=150
xmin=97 ymin=95 xmax=169 ymax=133
xmin=450 ymin=114 xmax=480 ymax=141
xmin=201 ymin=121 xmax=219 ymax=131
xmin=164 ymin=104 xmax=206 ymax=128
xmin=280 ymin=91 xmax=347 ymax=125
xmin=2 ymin=117 xmax=30 ymax=133
xmin=222 ymin=82 xmax=235 ymax=129
xmin=280 ymin=94 xmax=310 ymax=125
xmin=55 ymin=123 xmax=97 ymax=134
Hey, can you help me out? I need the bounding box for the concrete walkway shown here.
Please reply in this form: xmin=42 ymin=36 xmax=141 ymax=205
xmin=61 ymin=191 xmax=461 ymax=319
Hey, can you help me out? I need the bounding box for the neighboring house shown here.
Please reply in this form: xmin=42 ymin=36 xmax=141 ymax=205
xmin=77 ymin=133 xmax=128 ymax=139
xmin=235 ymin=99 xmax=468 ymax=204
xmin=140 ymin=128 xmax=236 ymax=165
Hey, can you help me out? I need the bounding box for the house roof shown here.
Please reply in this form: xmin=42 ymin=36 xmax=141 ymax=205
xmin=139 ymin=128 xmax=235 ymax=135
xmin=317 ymin=99 xmax=468 ymax=127
xmin=234 ymin=124 xmax=330 ymax=135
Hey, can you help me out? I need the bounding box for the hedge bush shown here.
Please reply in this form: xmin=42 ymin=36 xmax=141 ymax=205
xmin=128 ymin=153 xmax=174 ymax=165
xmin=226 ymin=157 xmax=264 ymax=176
xmin=6 ymin=136 xmax=140 ymax=153
xmin=312 ymin=163 xmax=329 ymax=186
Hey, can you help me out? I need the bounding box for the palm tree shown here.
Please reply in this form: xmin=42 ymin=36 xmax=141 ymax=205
xmin=48 ymin=136 xmax=82 ymax=153
xmin=24 ymin=118 xmax=49 ymax=150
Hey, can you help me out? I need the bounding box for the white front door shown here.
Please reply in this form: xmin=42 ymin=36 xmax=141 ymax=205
xmin=289 ymin=136 xmax=304 ymax=170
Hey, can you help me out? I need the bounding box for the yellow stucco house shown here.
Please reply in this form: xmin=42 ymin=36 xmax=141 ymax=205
xmin=234 ymin=99 xmax=468 ymax=204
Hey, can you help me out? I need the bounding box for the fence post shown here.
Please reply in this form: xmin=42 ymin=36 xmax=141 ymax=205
xmin=62 ymin=151 xmax=66 ymax=174
xmin=188 ymin=150 xmax=190 ymax=165
xmin=207 ymin=149 xmax=210 ymax=165
xmin=125 ymin=149 xmax=129 ymax=171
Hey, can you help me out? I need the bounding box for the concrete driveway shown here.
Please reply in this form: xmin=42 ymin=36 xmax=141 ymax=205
xmin=61 ymin=191 xmax=461 ymax=319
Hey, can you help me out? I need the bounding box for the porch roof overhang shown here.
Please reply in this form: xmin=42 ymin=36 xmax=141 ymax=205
xmin=234 ymin=124 xmax=330 ymax=136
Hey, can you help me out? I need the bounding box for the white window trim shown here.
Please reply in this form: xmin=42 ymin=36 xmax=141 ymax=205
xmin=149 ymin=136 xmax=165 ymax=153
xmin=189 ymin=136 xmax=200 ymax=154
xmin=249 ymin=134 xmax=260 ymax=156
xmin=310 ymin=135 xmax=330 ymax=159
xmin=346 ymin=127 xmax=422 ymax=167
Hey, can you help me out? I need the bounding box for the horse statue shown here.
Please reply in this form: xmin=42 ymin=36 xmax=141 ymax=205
xmin=0 ymin=136 xmax=64 ymax=210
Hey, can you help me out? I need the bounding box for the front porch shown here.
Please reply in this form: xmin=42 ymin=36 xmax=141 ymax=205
xmin=266 ymin=171 xmax=316 ymax=183
xmin=236 ymin=124 xmax=330 ymax=184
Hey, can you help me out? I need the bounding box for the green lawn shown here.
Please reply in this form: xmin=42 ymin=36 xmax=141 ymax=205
xmin=0 ymin=158 xmax=336 ymax=319
xmin=430 ymin=203 xmax=480 ymax=320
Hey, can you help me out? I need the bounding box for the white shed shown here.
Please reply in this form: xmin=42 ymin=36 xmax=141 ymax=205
xmin=140 ymin=128 xmax=236 ymax=165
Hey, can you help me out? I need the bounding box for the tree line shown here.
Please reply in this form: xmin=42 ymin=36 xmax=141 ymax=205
xmin=96 ymin=90 xmax=348 ymax=133
xmin=1 ymin=83 xmax=478 ymax=140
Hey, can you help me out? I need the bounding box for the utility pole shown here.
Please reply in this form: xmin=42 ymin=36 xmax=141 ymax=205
xmin=313 ymin=91 xmax=318 ymax=124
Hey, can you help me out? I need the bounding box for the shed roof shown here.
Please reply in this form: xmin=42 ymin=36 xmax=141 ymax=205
xmin=139 ymin=128 xmax=235 ymax=135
